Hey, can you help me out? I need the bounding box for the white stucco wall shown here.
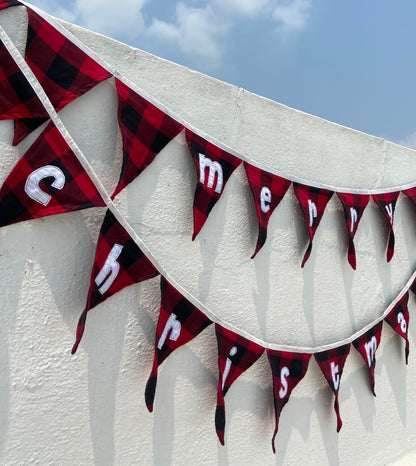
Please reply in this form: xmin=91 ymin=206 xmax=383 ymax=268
xmin=1 ymin=4 xmax=416 ymax=465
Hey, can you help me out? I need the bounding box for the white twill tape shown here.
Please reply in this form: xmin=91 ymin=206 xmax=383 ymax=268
xmin=1 ymin=12 xmax=415 ymax=353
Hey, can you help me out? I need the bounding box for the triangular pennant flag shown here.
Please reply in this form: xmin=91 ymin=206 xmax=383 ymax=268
xmin=314 ymin=345 xmax=350 ymax=432
xmin=186 ymin=128 xmax=242 ymax=240
xmin=267 ymin=350 xmax=312 ymax=453
xmin=410 ymin=275 xmax=416 ymax=295
xmin=372 ymin=191 xmax=400 ymax=262
xmin=337 ymin=192 xmax=370 ymax=269
xmin=72 ymin=209 xmax=159 ymax=353
xmin=352 ymin=321 xmax=383 ymax=395
xmin=0 ymin=37 xmax=48 ymax=120
xmin=13 ymin=9 xmax=112 ymax=145
xmin=293 ymin=183 xmax=333 ymax=267
xmin=0 ymin=0 xmax=21 ymax=10
xmin=244 ymin=163 xmax=291 ymax=258
xmin=384 ymin=292 xmax=409 ymax=364
xmin=111 ymin=79 xmax=184 ymax=198
xmin=145 ymin=278 xmax=212 ymax=411
xmin=215 ymin=325 xmax=264 ymax=445
xmin=0 ymin=121 xmax=106 ymax=227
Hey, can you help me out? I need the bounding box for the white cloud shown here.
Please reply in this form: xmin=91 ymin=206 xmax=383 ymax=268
xmin=397 ymin=131 xmax=416 ymax=150
xmin=272 ymin=0 xmax=311 ymax=34
xmin=148 ymin=2 xmax=228 ymax=61
xmin=216 ymin=0 xmax=270 ymax=17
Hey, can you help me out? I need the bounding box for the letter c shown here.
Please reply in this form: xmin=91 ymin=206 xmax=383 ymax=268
xmin=24 ymin=165 xmax=66 ymax=206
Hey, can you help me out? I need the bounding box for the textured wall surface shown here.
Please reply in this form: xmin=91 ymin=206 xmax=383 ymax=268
xmin=1 ymin=4 xmax=416 ymax=465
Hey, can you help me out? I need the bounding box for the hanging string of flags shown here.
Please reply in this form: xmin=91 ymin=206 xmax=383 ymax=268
xmin=0 ymin=0 xmax=415 ymax=451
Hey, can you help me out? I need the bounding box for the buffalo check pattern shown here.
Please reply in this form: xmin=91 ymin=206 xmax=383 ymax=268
xmin=267 ymin=350 xmax=312 ymax=453
xmin=111 ymin=79 xmax=184 ymax=198
xmin=0 ymin=38 xmax=48 ymax=120
xmin=0 ymin=0 xmax=21 ymax=10
xmin=72 ymin=209 xmax=159 ymax=354
xmin=337 ymin=192 xmax=370 ymax=269
xmin=352 ymin=321 xmax=382 ymax=395
xmin=215 ymin=325 xmax=264 ymax=445
xmin=0 ymin=121 xmax=105 ymax=227
xmin=12 ymin=9 xmax=111 ymax=145
xmin=186 ymin=128 xmax=242 ymax=240
xmin=244 ymin=163 xmax=291 ymax=258
xmin=314 ymin=345 xmax=350 ymax=432
xmin=385 ymin=292 xmax=410 ymax=364
xmin=293 ymin=183 xmax=333 ymax=267
xmin=372 ymin=191 xmax=400 ymax=262
xmin=145 ymin=277 xmax=212 ymax=411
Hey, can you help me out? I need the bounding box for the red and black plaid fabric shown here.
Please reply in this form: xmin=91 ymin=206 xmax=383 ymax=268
xmin=352 ymin=322 xmax=382 ymax=395
xmin=186 ymin=128 xmax=242 ymax=240
xmin=0 ymin=121 xmax=105 ymax=227
xmin=72 ymin=209 xmax=159 ymax=354
xmin=293 ymin=183 xmax=333 ymax=267
xmin=410 ymin=275 xmax=416 ymax=296
xmin=145 ymin=277 xmax=212 ymax=411
xmin=337 ymin=192 xmax=370 ymax=269
xmin=215 ymin=324 xmax=264 ymax=445
xmin=384 ymin=292 xmax=409 ymax=364
xmin=0 ymin=38 xmax=48 ymax=120
xmin=244 ymin=163 xmax=291 ymax=258
xmin=372 ymin=191 xmax=400 ymax=262
xmin=314 ymin=344 xmax=350 ymax=432
xmin=0 ymin=0 xmax=21 ymax=10
xmin=111 ymin=79 xmax=184 ymax=198
xmin=267 ymin=349 xmax=312 ymax=453
xmin=13 ymin=9 xmax=111 ymax=145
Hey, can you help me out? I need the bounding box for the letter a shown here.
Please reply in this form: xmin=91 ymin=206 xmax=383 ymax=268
xmin=95 ymin=243 xmax=123 ymax=295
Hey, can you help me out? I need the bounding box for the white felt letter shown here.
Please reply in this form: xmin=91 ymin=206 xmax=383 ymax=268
xmin=364 ymin=336 xmax=377 ymax=366
xmin=222 ymin=346 xmax=237 ymax=390
xmin=350 ymin=207 xmax=358 ymax=233
xmin=24 ymin=165 xmax=65 ymax=206
xmin=398 ymin=312 xmax=407 ymax=334
xmin=157 ymin=313 xmax=181 ymax=349
xmin=95 ymin=243 xmax=123 ymax=295
xmin=308 ymin=199 xmax=317 ymax=227
xmin=260 ymin=186 xmax=272 ymax=213
xmin=385 ymin=203 xmax=394 ymax=224
xmin=279 ymin=366 xmax=290 ymax=399
xmin=199 ymin=153 xmax=223 ymax=193
xmin=330 ymin=361 xmax=340 ymax=390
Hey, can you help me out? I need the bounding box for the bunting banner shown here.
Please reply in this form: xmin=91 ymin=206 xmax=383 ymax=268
xmin=145 ymin=277 xmax=213 ymax=412
xmin=314 ymin=345 xmax=350 ymax=432
xmin=13 ymin=8 xmax=111 ymax=145
xmin=111 ymin=78 xmax=184 ymax=198
xmin=352 ymin=321 xmax=382 ymax=395
xmin=337 ymin=192 xmax=370 ymax=269
xmin=293 ymin=183 xmax=333 ymax=267
xmin=372 ymin=192 xmax=400 ymax=262
xmin=0 ymin=37 xmax=47 ymax=120
xmin=215 ymin=325 xmax=264 ymax=445
xmin=186 ymin=128 xmax=242 ymax=240
xmin=267 ymin=350 xmax=312 ymax=453
xmin=244 ymin=162 xmax=291 ymax=258
xmin=3 ymin=2 xmax=416 ymax=456
xmin=0 ymin=121 xmax=106 ymax=227
xmin=72 ymin=209 xmax=159 ymax=354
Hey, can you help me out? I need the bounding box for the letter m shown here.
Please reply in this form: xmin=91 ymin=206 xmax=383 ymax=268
xmin=199 ymin=153 xmax=223 ymax=194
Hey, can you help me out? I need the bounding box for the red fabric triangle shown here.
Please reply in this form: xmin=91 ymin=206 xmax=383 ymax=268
xmin=293 ymin=183 xmax=333 ymax=267
xmin=186 ymin=128 xmax=242 ymax=240
xmin=244 ymin=163 xmax=291 ymax=258
xmin=0 ymin=0 xmax=21 ymax=10
xmin=111 ymin=79 xmax=184 ymax=198
xmin=352 ymin=321 xmax=382 ymax=395
xmin=384 ymin=292 xmax=409 ymax=364
xmin=215 ymin=325 xmax=264 ymax=445
xmin=267 ymin=349 xmax=312 ymax=453
xmin=337 ymin=192 xmax=370 ymax=269
xmin=72 ymin=209 xmax=159 ymax=353
xmin=0 ymin=121 xmax=105 ymax=227
xmin=0 ymin=39 xmax=48 ymax=120
xmin=372 ymin=192 xmax=400 ymax=262
xmin=145 ymin=278 xmax=212 ymax=411
xmin=13 ymin=9 xmax=112 ymax=145
xmin=314 ymin=345 xmax=350 ymax=432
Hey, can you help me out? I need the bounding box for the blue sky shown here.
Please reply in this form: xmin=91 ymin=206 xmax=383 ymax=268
xmin=25 ymin=0 xmax=416 ymax=148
